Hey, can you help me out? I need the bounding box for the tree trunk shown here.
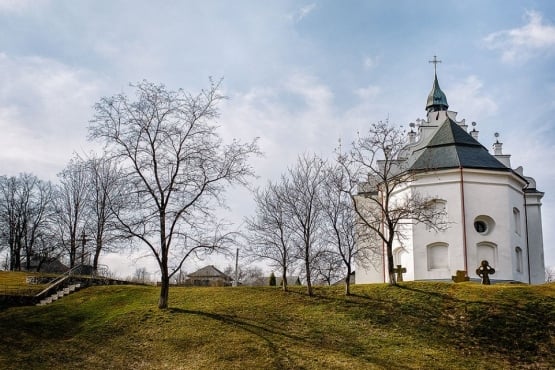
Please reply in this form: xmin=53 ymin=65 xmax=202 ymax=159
xmin=12 ymin=243 xmax=20 ymax=271
xmin=69 ymin=237 xmax=76 ymax=268
xmin=345 ymin=265 xmax=352 ymax=296
xmin=281 ymin=267 xmax=288 ymax=292
xmin=159 ymin=213 xmax=169 ymax=309
xmin=305 ymin=255 xmax=313 ymax=296
xmin=158 ymin=275 xmax=169 ymax=309
xmin=93 ymin=237 xmax=102 ymax=270
xmin=159 ymin=257 xmax=169 ymax=309
xmin=386 ymin=242 xmax=396 ymax=286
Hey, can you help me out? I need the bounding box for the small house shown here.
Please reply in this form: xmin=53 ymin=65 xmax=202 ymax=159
xmin=185 ymin=265 xmax=232 ymax=287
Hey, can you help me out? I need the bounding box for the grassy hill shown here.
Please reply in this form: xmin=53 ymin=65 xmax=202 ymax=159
xmin=0 ymin=278 xmax=553 ymax=369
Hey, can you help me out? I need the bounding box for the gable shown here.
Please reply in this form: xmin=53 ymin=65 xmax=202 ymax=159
xmin=187 ymin=265 xmax=230 ymax=279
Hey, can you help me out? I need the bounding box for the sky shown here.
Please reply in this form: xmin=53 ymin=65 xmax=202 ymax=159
xmin=0 ymin=0 xmax=554 ymax=279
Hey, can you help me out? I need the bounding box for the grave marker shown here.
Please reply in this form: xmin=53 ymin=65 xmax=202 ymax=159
xmin=452 ymin=270 xmax=469 ymax=283
xmin=476 ymin=260 xmax=495 ymax=285
xmin=393 ymin=265 xmax=406 ymax=282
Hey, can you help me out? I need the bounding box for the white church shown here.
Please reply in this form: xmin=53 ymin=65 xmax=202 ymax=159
xmin=355 ymin=68 xmax=545 ymax=285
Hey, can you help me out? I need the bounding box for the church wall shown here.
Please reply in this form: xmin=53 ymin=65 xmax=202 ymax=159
xmin=391 ymin=220 xmax=414 ymax=282
xmin=353 ymin=195 xmax=385 ymax=284
xmin=408 ymin=169 xmax=531 ymax=283
xmin=458 ymin=170 xmax=528 ymax=282
xmin=354 ymin=239 xmax=385 ymax=283
xmin=525 ymin=191 xmax=546 ymax=284
xmin=354 ymin=168 xmax=542 ymax=285
xmin=411 ymin=171 xmax=466 ymax=281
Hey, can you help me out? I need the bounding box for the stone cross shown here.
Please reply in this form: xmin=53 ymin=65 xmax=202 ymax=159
xmin=393 ymin=265 xmax=407 ymax=282
xmin=452 ymin=270 xmax=470 ymax=283
xmin=475 ymin=260 xmax=495 ymax=285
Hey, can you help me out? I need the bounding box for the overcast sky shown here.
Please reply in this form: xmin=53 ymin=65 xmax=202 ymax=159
xmin=1 ymin=0 xmax=554 ymax=278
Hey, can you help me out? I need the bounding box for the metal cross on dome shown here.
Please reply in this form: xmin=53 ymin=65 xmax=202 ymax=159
xmin=429 ymin=55 xmax=442 ymax=74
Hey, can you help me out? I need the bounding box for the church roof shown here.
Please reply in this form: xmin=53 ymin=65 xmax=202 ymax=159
xmin=409 ymin=118 xmax=509 ymax=171
xmin=426 ymin=73 xmax=449 ymax=112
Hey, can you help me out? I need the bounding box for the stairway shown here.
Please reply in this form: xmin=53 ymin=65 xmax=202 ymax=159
xmin=36 ymin=283 xmax=81 ymax=306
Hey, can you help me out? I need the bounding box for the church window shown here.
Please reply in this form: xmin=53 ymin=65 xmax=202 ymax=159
xmin=513 ymin=208 xmax=521 ymax=235
xmin=515 ymin=247 xmax=523 ymax=273
xmin=425 ymin=199 xmax=447 ymax=230
xmin=477 ymin=242 xmax=497 ymax=267
xmin=393 ymin=247 xmax=409 ymax=267
xmin=474 ymin=220 xmax=487 ymax=233
xmin=427 ymin=243 xmax=449 ymax=270
xmin=473 ymin=215 xmax=495 ymax=235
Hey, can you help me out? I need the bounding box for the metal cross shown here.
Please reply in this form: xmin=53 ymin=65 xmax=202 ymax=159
xmin=429 ymin=55 xmax=442 ymax=74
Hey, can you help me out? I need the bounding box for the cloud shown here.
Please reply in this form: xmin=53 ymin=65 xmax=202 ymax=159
xmin=448 ymin=75 xmax=498 ymax=118
xmin=363 ymin=55 xmax=380 ymax=69
xmin=354 ymin=85 xmax=381 ymax=100
xmin=0 ymin=0 xmax=41 ymax=13
xmin=220 ymin=73 xmax=388 ymax=188
xmin=288 ymin=3 xmax=316 ymax=23
xmin=483 ymin=10 xmax=555 ymax=62
xmin=0 ymin=53 xmax=105 ymax=179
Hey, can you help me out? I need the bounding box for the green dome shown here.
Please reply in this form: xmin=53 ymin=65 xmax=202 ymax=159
xmin=426 ymin=73 xmax=449 ymax=112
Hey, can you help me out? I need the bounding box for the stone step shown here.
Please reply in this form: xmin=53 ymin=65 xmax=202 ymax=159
xmin=35 ymin=282 xmax=85 ymax=306
xmin=36 ymin=299 xmax=49 ymax=306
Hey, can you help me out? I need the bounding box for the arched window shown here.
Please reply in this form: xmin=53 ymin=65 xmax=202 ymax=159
xmin=477 ymin=242 xmax=497 ymax=267
xmin=393 ymin=247 xmax=409 ymax=268
xmin=427 ymin=243 xmax=449 ymax=270
xmin=515 ymin=247 xmax=523 ymax=273
xmin=513 ymin=208 xmax=521 ymax=235
xmin=425 ymin=199 xmax=447 ymax=230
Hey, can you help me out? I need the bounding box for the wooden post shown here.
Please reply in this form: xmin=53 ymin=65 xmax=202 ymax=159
xmin=233 ymin=248 xmax=239 ymax=287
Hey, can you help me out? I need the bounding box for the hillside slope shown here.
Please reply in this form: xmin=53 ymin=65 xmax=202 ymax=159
xmin=0 ymin=282 xmax=553 ymax=369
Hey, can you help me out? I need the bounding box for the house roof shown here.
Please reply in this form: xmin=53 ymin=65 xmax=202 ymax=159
xmin=409 ymin=118 xmax=509 ymax=172
xmin=187 ymin=265 xmax=230 ymax=279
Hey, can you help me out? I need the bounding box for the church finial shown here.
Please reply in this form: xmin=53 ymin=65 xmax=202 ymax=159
xmin=426 ymin=56 xmax=449 ymax=112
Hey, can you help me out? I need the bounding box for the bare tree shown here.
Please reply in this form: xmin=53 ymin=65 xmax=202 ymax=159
xmin=132 ymin=267 xmax=151 ymax=284
xmin=22 ymin=176 xmax=55 ymax=270
xmin=0 ymin=175 xmax=24 ymax=270
xmin=84 ymin=154 xmax=126 ymax=271
xmin=319 ymin=162 xmax=372 ymax=294
xmin=244 ymin=182 xmax=296 ymax=291
xmin=0 ymin=174 xmax=54 ymax=271
xmin=54 ymin=157 xmax=90 ymax=268
xmin=223 ymin=263 xmax=263 ymax=286
xmin=341 ymin=122 xmax=447 ymax=285
xmin=281 ymin=154 xmax=326 ymax=296
xmin=312 ymin=249 xmax=344 ymax=286
xmin=89 ymin=80 xmax=258 ymax=309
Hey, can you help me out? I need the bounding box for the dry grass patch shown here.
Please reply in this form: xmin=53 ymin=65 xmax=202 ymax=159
xmin=0 ymin=282 xmax=553 ymax=369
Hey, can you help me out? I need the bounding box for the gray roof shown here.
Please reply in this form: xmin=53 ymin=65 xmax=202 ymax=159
xmin=187 ymin=265 xmax=230 ymax=279
xmin=410 ymin=118 xmax=509 ymax=171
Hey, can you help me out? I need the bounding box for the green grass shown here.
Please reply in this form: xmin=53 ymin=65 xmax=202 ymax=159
xmin=0 ymin=280 xmax=553 ymax=369
xmin=0 ymin=271 xmax=50 ymax=297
